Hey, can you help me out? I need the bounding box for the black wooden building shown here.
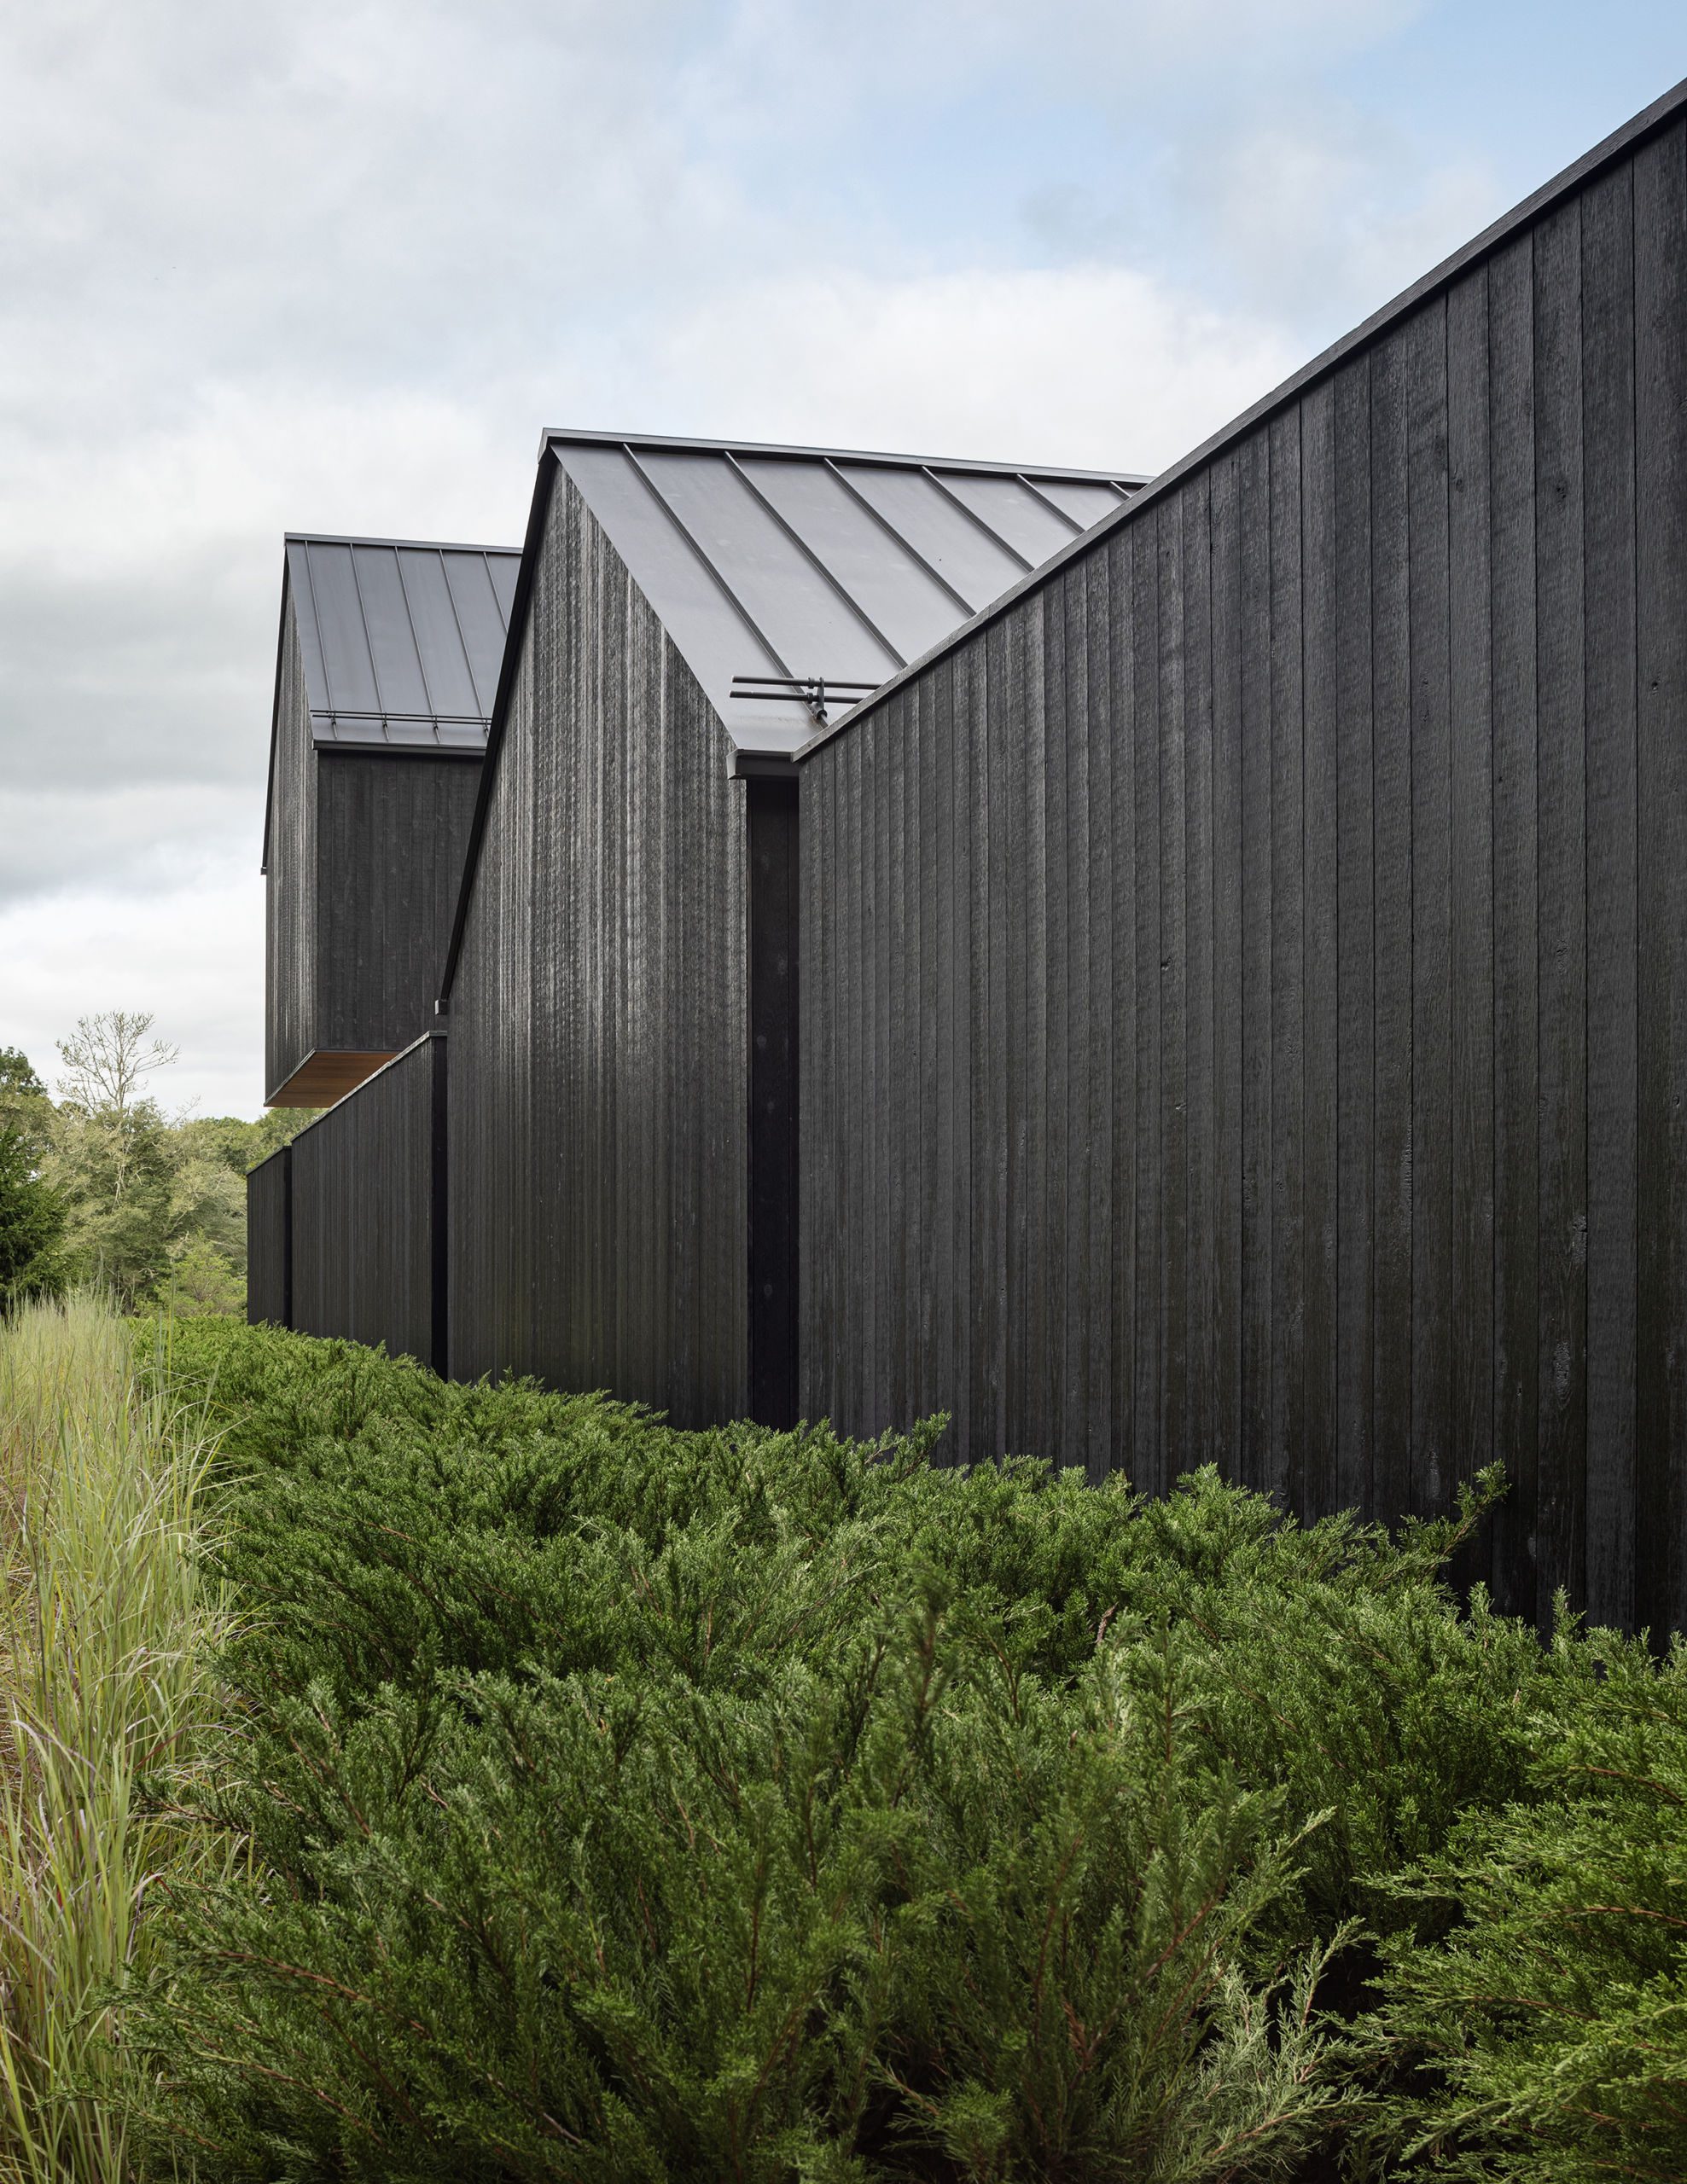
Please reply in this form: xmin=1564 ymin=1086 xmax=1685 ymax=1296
xmin=251 ymin=77 xmax=1687 ymax=1633
xmin=264 ymin=532 xmax=518 ymax=1106
xmin=794 ymin=80 xmax=1687 ymax=1635
xmin=439 ymin=433 xmax=1142 ymax=1421
xmin=252 ymin=441 xmax=1143 ymax=1412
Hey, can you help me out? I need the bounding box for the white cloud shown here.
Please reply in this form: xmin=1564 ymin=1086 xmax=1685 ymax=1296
xmin=1167 ymin=101 xmax=1500 ymax=329
xmin=0 ymin=0 xmax=1546 ymax=1116
xmin=640 ymin=263 xmax=1300 ymax=473
xmin=0 ymin=859 xmax=264 ymax=1120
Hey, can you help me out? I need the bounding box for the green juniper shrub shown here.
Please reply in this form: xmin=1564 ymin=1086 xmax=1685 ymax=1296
xmin=1361 ymin=1623 xmax=1687 ymax=2183
xmin=131 ymin=1321 xmax=1566 ymax=2181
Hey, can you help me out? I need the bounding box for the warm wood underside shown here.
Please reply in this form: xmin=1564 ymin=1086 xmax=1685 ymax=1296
xmin=266 ymin=1050 xmax=396 ymax=1108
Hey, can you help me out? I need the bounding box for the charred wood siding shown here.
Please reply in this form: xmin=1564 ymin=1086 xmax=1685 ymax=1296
xmin=448 ymin=466 xmax=750 ymax=1423
xmin=265 ymin=595 xmax=316 ymax=1097
xmin=748 ymin=777 xmax=800 ymax=1427
xmin=317 ymin=752 xmax=480 ymax=1052
xmin=288 ymin=1036 xmax=446 ymax=1368
xmin=246 ymin=1147 xmax=292 ymax=1328
xmin=800 ymin=113 xmax=1687 ymax=1634
xmin=264 ymin=589 xmax=482 ymax=1104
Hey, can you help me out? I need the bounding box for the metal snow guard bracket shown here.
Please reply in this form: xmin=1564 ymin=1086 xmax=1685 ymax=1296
xmin=730 ymin=673 xmax=881 ymax=726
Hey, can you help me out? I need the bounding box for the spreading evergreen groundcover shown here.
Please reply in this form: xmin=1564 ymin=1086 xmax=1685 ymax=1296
xmin=131 ymin=1321 xmax=1687 ymax=2181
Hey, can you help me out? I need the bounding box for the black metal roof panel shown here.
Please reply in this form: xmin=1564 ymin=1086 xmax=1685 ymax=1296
xmin=546 ymin=432 xmax=1147 ymax=751
xmin=285 ymin=534 xmax=521 ymax=748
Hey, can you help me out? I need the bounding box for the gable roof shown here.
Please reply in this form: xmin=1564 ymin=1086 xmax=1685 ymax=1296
xmin=437 ymin=428 xmax=1149 ymax=998
xmin=262 ymin=531 xmax=521 ymax=875
xmin=548 ymin=432 xmax=1147 ymax=752
xmin=285 ymin=532 xmax=521 ymax=751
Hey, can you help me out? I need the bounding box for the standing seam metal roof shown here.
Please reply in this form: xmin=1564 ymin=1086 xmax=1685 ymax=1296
xmin=285 ymin=533 xmax=521 ymax=750
xmin=433 ymin=427 xmax=1150 ymax=998
xmin=546 ymin=431 xmax=1147 ymax=751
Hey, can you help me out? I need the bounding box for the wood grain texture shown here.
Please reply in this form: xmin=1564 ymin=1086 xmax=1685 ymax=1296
xmin=1333 ymin=356 xmax=1376 ymax=1521
xmin=1406 ymin=299 xmax=1452 ymax=1525
xmin=1446 ymin=265 xmax=1496 ymax=1589
xmin=1533 ymin=197 xmax=1590 ymax=1619
xmin=748 ymin=779 xmax=800 ymax=1426
xmin=797 ymin=117 xmax=1683 ymax=1629
xmin=316 ymin=752 xmax=481 ymax=1052
xmin=448 ymin=466 xmax=750 ymax=1425
xmin=288 ymin=1037 xmax=441 ymax=1368
xmin=245 ymin=1147 xmax=291 ymax=1329
xmin=1487 ymin=230 xmax=1541 ymax=1618
xmin=265 ymin=583 xmax=483 ymax=1107
xmin=1634 ymin=119 xmax=1687 ymax=1642
xmin=1580 ymin=161 xmax=1638 ymax=1632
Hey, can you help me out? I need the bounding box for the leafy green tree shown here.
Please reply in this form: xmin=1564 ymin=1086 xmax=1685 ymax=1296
xmin=46 ymin=1095 xmax=177 ymax=1309
xmin=5 ymin=1022 xmax=319 ymax=1315
xmin=0 ymin=1124 xmax=63 ymax=1300
xmin=0 ymin=1048 xmax=65 ymax=1300
xmin=0 ymin=1045 xmax=54 ymax=1160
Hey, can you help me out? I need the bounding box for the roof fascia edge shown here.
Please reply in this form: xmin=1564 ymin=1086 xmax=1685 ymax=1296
xmin=313 ymin=734 xmax=487 ymax=758
xmin=795 ymin=68 xmax=1687 ymax=764
xmin=282 ymin=530 xmax=520 ymax=555
xmin=438 ymin=445 xmax=561 ymax=1002
xmin=539 ymin=425 xmax=1149 ymax=486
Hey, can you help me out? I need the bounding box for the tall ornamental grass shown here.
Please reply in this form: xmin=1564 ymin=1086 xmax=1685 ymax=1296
xmin=0 ymin=1295 xmax=229 ymax=2184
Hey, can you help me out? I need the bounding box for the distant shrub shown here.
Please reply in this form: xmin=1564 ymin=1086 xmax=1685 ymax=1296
xmin=119 ymin=1320 xmax=1586 ymax=2182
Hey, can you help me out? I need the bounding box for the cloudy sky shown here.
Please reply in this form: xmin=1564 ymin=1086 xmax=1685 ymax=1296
xmin=2 ymin=0 xmax=1683 ymax=1117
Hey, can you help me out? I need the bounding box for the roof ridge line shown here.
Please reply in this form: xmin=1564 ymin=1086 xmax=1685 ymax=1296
xmin=538 ymin=426 xmax=1149 ymax=485
xmin=284 ymin=531 xmax=521 ymax=555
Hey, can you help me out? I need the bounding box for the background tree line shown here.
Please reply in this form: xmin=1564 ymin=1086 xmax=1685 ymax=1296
xmin=0 ymin=1013 xmax=316 ymax=1312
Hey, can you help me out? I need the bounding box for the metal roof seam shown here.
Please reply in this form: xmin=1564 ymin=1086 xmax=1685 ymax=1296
xmin=343 ymin=543 xmax=390 ymax=740
xmin=821 ymin=460 xmax=976 ymax=617
xmin=723 ymin=450 xmax=908 ymax=671
xmin=299 ymin=543 xmax=337 ymax=717
xmin=1013 ymin=474 xmax=1087 ymax=533
xmin=620 ymin=443 xmax=798 ymax=681
xmin=917 ymin=465 xmax=1036 ymax=572
xmin=393 ymin=549 xmax=443 ymax=726
xmin=439 ymin=433 xmax=1154 ymax=991
xmin=435 ymin=552 xmax=483 ymax=716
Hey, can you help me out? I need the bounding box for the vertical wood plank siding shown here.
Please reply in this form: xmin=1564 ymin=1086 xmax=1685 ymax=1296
xmin=265 ymin=595 xmax=316 ymax=1098
xmin=448 ymin=468 xmax=750 ymax=1424
xmin=317 ymin=752 xmax=481 ymax=1053
xmin=245 ymin=1147 xmax=292 ymax=1328
xmin=288 ymin=1037 xmax=443 ymax=1368
xmin=799 ymin=114 xmax=1687 ymax=1630
xmin=748 ymin=778 xmax=800 ymax=1427
xmin=265 ymin=583 xmax=484 ymax=1099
